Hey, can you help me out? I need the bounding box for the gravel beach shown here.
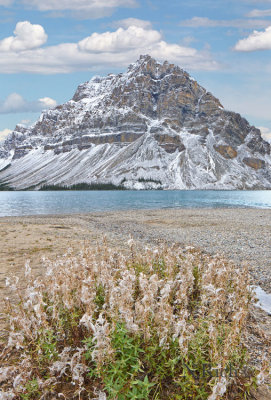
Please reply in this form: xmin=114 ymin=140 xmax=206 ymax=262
xmin=0 ymin=208 xmax=271 ymax=294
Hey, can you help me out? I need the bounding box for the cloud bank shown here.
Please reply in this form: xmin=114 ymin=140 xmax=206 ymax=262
xmin=1 ymin=0 xmax=138 ymax=18
xmin=0 ymin=0 xmax=13 ymax=5
xmin=78 ymin=26 xmax=161 ymax=53
xmin=247 ymin=9 xmax=271 ymax=17
xmin=111 ymin=18 xmax=153 ymax=29
xmin=0 ymin=21 xmax=219 ymax=74
xmin=22 ymin=0 xmax=138 ymax=18
xmin=22 ymin=0 xmax=137 ymax=11
xmin=180 ymin=17 xmax=271 ymax=29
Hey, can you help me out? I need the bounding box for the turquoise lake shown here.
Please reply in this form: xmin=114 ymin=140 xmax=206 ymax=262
xmin=0 ymin=190 xmax=270 ymax=217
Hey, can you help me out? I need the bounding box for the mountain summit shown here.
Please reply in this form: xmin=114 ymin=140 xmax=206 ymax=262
xmin=0 ymin=55 xmax=270 ymax=189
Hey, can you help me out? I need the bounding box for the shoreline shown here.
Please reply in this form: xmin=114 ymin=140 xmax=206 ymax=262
xmin=1 ymin=208 xmax=270 ymax=291
xmin=0 ymin=204 xmax=271 ymax=219
xmin=1 ymin=188 xmax=271 ymax=191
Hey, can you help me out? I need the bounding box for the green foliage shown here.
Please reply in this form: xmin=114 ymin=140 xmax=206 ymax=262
xmin=35 ymin=329 xmax=58 ymax=367
xmin=94 ymin=284 xmax=105 ymax=311
xmin=0 ymin=180 xmax=13 ymax=191
xmin=189 ymin=265 xmax=201 ymax=310
xmin=138 ymin=177 xmax=162 ymax=185
xmin=83 ymin=318 xmax=252 ymax=399
xmin=20 ymin=379 xmax=41 ymax=400
xmin=141 ymin=333 xmax=183 ymax=397
xmin=85 ymin=322 xmax=154 ymax=399
xmin=55 ymin=304 xmax=84 ymax=345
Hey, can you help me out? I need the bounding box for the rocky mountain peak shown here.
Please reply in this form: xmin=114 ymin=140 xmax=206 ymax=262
xmin=0 ymin=56 xmax=270 ymax=190
xmin=128 ymin=54 xmax=181 ymax=79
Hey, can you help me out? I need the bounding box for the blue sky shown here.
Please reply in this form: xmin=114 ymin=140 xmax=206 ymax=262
xmin=1 ymin=0 xmax=271 ymax=142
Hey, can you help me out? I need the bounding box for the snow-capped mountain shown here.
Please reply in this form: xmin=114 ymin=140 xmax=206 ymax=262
xmin=0 ymin=55 xmax=270 ymax=190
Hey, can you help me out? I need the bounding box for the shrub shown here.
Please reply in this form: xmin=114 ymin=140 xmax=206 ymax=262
xmin=39 ymin=183 xmax=126 ymax=191
xmin=137 ymin=178 xmax=162 ymax=185
xmin=0 ymin=241 xmax=267 ymax=399
xmin=0 ymin=180 xmax=13 ymax=191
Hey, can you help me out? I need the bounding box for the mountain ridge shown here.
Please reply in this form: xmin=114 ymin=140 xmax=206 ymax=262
xmin=0 ymin=54 xmax=270 ymax=189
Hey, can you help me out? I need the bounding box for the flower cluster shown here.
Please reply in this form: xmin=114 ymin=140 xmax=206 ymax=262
xmin=0 ymin=240 xmax=266 ymax=399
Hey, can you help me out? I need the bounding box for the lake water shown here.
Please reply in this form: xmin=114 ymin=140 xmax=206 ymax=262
xmin=254 ymin=286 xmax=271 ymax=315
xmin=0 ymin=190 xmax=270 ymax=217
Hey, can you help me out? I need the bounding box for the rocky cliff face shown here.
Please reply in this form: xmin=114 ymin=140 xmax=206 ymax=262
xmin=0 ymin=55 xmax=270 ymax=189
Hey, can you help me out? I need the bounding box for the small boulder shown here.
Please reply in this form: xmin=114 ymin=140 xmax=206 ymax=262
xmin=243 ymin=157 xmax=265 ymax=170
xmin=214 ymin=145 xmax=237 ymax=159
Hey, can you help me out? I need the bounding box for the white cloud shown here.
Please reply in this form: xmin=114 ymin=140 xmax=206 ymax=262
xmin=241 ymin=0 xmax=271 ymax=3
xmin=234 ymin=26 xmax=271 ymax=51
xmin=77 ymin=29 xmax=217 ymax=70
xmin=0 ymin=22 xmax=219 ymax=73
xmin=180 ymin=16 xmax=270 ymax=29
xmin=258 ymin=126 xmax=271 ymax=142
xmin=78 ymin=26 xmax=161 ymax=53
xmin=39 ymin=97 xmax=57 ymax=108
xmin=0 ymin=21 xmax=47 ymax=52
xmin=112 ymin=18 xmax=153 ymax=29
xmin=0 ymin=0 xmax=13 ymax=5
xmin=247 ymin=9 xmax=271 ymax=17
xmin=181 ymin=36 xmax=197 ymax=46
xmin=23 ymin=0 xmax=137 ymax=11
xmin=1 ymin=93 xmax=25 ymax=112
xmin=0 ymin=128 xmax=12 ymax=142
xmin=22 ymin=0 xmax=137 ymax=18
xmin=19 ymin=119 xmax=31 ymax=125
xmin=0 ymin=93 xmax=57 ymax=113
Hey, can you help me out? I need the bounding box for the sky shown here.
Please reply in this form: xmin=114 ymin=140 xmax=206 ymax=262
xmin=1 ymin=0 xmax=271 ymax=142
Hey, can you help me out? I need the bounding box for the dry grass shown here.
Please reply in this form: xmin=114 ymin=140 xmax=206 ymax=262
xmin=0 ymin=239 xmax=269 ymax=399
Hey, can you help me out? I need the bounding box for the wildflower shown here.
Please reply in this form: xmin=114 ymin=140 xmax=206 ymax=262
xmin=208 ymin=377 xmax=228 ymax=400
xmin=24 ymin=260 xmax=31 ymax=277
xmin=0 ymin=391 xmax=15 ymax=400
xmin=0 ymin=368 xmax=16 ymax=384
xmin=92 ymin=391 xmax=107 ymax=400
xmin=80 ymin=313 xmax=94 ymax=331
xmin=256 ymin=370 xmax=266 ymax=385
